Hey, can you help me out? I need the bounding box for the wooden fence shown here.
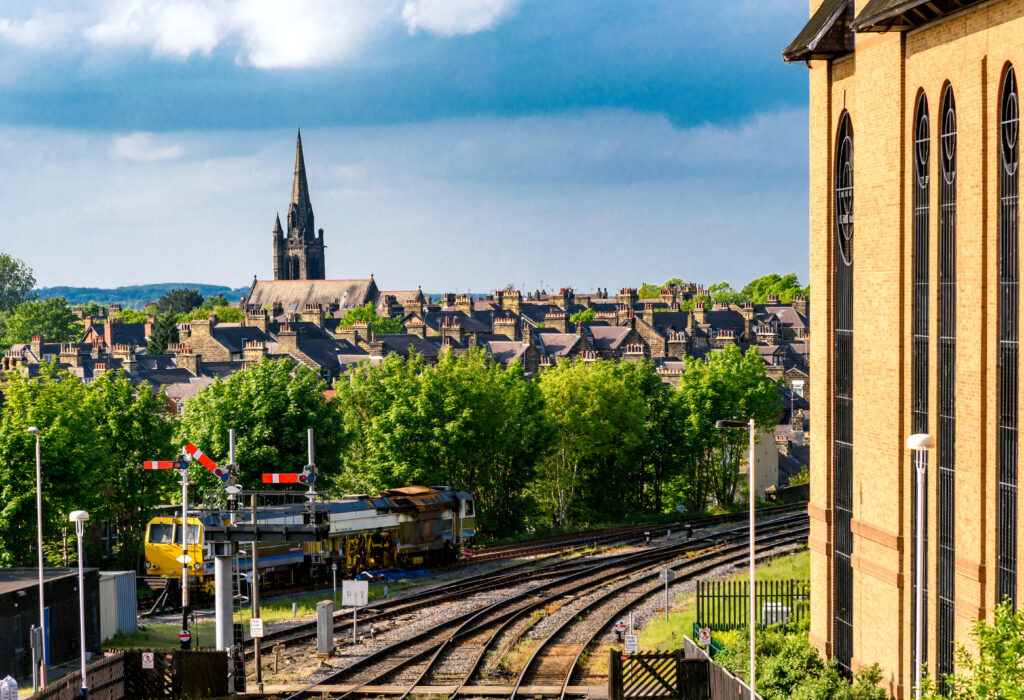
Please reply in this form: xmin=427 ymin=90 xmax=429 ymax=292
xmin=696 ymin=579 xmax=809 ymax=632
xmin=682 ymin=637 xmax=761 ymax=700
xmin=28 ymin=649 xmax=227 ymax=700
xmin=608 ymin=649 xmax=710 ymax=700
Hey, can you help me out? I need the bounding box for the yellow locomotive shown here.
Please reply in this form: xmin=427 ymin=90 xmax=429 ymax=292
xmin=144 ymin=486 xmax=475 ymax=592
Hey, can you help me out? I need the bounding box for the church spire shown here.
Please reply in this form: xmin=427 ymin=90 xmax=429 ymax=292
xmin=288 ymin=129 xmax=314 ymax=239
xmin=273 ymin=212 xmax=283 ymax=235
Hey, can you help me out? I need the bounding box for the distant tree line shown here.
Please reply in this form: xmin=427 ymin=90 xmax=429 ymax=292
xmin=639 ymin=273 xmax=809 ymax=305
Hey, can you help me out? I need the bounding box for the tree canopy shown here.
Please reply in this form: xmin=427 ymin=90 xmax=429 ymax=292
xmin=1 ymin=297 xmax=83 ymax=350
xmin=741 ymin=273 xmax=809 ymax=304
xmin=155 ymin=288 xmax=205 ymax=316
xmin=0 ymin=254 xmax=36 ymax=313
xmin=338 ymin=302 xmax=404 ymax=335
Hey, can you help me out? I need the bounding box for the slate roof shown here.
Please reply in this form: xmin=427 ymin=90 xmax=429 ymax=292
xmin=246 ymin=278 xmax=378 ymax=312
xmin=586 ymin=325 xmax=631 ymax=351
xmin=210 ymin=324 xmax=275 ymax=352
xmin=420 ymin=311 xmax=492 ymax=334
xmin=536 ymin=332 xmax=581 ymax=357
xmin=783 ymin=0 xmax=854 ymax=62
xmin=853 ymin=0 xmax=984 ymax=31
xmin=375 ymin=334 xmax=441 ymax=359
xmin=484 ymin=340 xmax=529 ymax=365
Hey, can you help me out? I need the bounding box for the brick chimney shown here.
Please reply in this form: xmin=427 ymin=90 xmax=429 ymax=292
xmin=455 ymin=294 xmax=474 ymax=317
xmin=694 ymin=298 xmax=709 ymax=325
xmin=575 ymin=294 xmax=591 ymax=308
xmin=404 ymin=297 xmax=425 ymax=318
xmin=301 ymin=304 xmax=324 ymax=326
xmin=493 ymin=315 xmax=519 ymax=341
xmin=641 ymin=303 xmax=655 ymax=327
xmin=616 ymin=304 xmax=631 ymax=326
xmin=440 ymin=315 xmax=464 ymax=345
xmin=622 ymin=343 xmax=647 ymax=362
xmin=276 ymin=323 xmax=299 ymax=354
xmin=59 ymin=343 xmax=85 ymax=368
xmin=145 ymin=315 xmax=155 ymax=338
xmin=247 ymin=309 xmax=269 ymax=332
xmin=243 ymin=340 xmax=267 ymax=365
xmin=334 ymin=325 xmax=359 ymax=345
xmin=112 ymin=343 xmax=137 ymax=372
xmin=501 ymin=291 xmax=522 ymax=314
xmin=615 ymin=287 xmax=638 ymax=309
xmin=30 ymin=334 xmax=43 ymax=358
xmin=177 ymin=347 xmax=202 ymax=375
xmin=442 ymin=293 xmax=456 ymax=308
xmin=190 ymin=315 xmax=215 ymax=339
xmin=741 ymin=301 xmax=755 ymax=340
xmin=545 ymin=311 xmax=568 ymax=333
xmin=793 ymin=408 xmax=806 ymax=432
xmin=405 ymin=318 xmax=426 ymax=338
xmin=792 ymin=294 xmax=808 ymax=316
xmin=550 ymin=287 xmax=574 ymax=310
xmin=776 ymin=435 xmax=792 ymax=456
xmin=666 ymin=330 xmax=688 ymax=359
xmin=766 ymin=294 xmax=780 ymax=305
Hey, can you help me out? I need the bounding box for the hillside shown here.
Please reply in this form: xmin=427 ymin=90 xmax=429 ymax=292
xmin=36 ymin=283 xmax=251 ymax=309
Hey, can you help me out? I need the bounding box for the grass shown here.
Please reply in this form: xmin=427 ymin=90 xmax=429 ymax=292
xmin=640 ymin=547 xmax=809 ymax=651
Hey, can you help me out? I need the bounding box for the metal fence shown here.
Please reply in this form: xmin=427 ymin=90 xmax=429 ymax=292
xmin=695 ymin=579 xmax=809 ymax=632
xmin=682 ymin=637 xmax=761 ymax=700
xmin=608 ymin=649 xmax=709 ymax=700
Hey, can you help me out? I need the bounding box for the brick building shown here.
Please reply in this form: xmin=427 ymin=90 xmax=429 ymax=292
xmin=785 ymin=0 xmax=1024 ymax=694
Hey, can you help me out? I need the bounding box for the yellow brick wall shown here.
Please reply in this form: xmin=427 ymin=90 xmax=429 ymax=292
xmin=806 ymin=2 xmax=1024 ymax=696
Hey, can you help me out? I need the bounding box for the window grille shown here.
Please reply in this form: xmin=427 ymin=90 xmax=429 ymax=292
xmin=833 ymin=112 xmax=854 ymax=673
xmin=912 ymin=90 xmax=930 ymax=662
xmin=998 ymin=65 xmax=1019 ymax=609
xmin=937 ymin=84 xmax=957 ymax=691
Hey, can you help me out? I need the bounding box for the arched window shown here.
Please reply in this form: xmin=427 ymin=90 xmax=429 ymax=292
xmin=937 ymin=83 xmax=957 ymax=691
xmin=833 ymin=112 xmax=854 ymax=673
xmin=998 ymin=64 xmax=1019 ymax=609
xmin=912 ymin=90 xmax=930 ymax=660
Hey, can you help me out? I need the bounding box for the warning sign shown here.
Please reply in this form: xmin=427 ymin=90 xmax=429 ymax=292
xmin=698 ymin=627 xmax=711 ymax=645
xmin=250 ymin=617 xmax=264 ymax=638
xmin=624 ymin=634 xmax=639 ymax=654
xmin=142 ymin=652 xmax=155 ymax=669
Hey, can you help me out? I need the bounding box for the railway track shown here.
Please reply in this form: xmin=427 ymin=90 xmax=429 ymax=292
xmin=276 ymin=511 xmax=808 ymax=699
xmin=237 ymin=502 xmax=807 ymax=657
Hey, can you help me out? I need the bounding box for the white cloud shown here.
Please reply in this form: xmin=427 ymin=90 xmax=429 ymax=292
xmin=0 ymin=9 xmax=79 ymax=48
xmin=111 ymin=132 xmax=183 ymax=161
xmin=85 ymin=0 xmax=222 ymax=58
xmin=401 ymin=0 xmax=518 ymax=36
xmin=231 ymin=0 xmax=396 ymax=69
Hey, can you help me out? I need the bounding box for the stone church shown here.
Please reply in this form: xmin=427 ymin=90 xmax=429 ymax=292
xmin=273 ymin=130 xmax=326 ymax=280
xmin=245 ymin=131 xmax=379 ymax=313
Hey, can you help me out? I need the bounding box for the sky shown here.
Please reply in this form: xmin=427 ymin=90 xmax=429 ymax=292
xmin=0 ymin=0 xmax=811 ymax=294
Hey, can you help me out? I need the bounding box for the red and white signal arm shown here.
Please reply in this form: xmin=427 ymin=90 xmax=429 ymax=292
xmin=613 ymin=620 xmax=628 ymax=633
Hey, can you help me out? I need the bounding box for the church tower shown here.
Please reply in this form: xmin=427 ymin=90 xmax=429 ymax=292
xmin=273 ymin=130 xmax=326 ymax=280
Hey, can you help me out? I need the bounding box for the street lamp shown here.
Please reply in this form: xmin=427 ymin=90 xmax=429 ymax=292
xmin=907 ymin=433 xmax=935 ymax=700
xmin=27 ymin=426 xmax=46 ymax=692
xmin=716 ymin=418 xmax=757 ymax=692
xmin=69 ymin=510 xmax=90 ymax=700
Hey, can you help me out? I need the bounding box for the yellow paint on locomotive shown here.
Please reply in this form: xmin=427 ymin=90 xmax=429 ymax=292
xmin=143 ymin=517 xmax=209 ymax=588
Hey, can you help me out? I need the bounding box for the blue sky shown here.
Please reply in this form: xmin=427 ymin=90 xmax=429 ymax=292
xmin=0 ymin=0 xmax=810 ymax=293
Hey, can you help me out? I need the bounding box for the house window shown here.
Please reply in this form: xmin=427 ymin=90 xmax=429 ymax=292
xmin=792 ymin=380 xmax=805 ymax=398
xmin=998 ymin=64 xmax=1019 ymax=608
xmin=912 ymin=89 xmax=931 ymax=659
xmin=937 ymin=83 xmax=957 ymax=689
xmin=833 ymin=111 xmax=854 ymax=673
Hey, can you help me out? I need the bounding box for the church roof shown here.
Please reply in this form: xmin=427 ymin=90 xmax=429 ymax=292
xmin=246 ymin=278 xmax=379 ymax=311
xmin=853 ymin=0 xmax=985 ymax=31
xmin=782 ymin=0 xmax=854 ymax=62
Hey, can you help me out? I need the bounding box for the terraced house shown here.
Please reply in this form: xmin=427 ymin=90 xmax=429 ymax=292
xmin=785 ymin=0 xmax=1024 ymax=694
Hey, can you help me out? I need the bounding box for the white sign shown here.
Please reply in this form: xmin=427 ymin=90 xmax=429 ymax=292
xmin=624 ymin=634 xmax=639 ymax=654
xmin=249 ymin=617 xmax=264 ymax=638
xmin=613 ymin=620 xmax=627 ymax=634
xmin=342 ymin=580 xmax=368 ymax=607
xmin=659 ymin=569 xmax=676 ymax=582
xmin=698 ymin=627 xmax=711 ymax=645
xmin=141 ymin=652 xmax=155 ymax=669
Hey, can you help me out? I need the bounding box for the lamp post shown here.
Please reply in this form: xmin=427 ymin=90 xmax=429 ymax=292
xmin=69 ymin=510 xmax=90 ymax=700
xmin=716 ymin=418 xmax=757 ymax=692
xmin=28 ymin=426 xmax=46 ymax=692
xmin=907 ymin=433 xmax=935 ymax=700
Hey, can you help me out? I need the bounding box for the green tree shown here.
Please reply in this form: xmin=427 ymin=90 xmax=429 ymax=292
xmin=176 ymin=358 xmax=345 ymax=491
xmin=708 ymin=281 xmax=746 ymax=305
xmin=81 ymin=301 xmax=105 ymax=318
xmin=89 ymin=370 xmax=177 ymax=569
xmin=338 ymin=302 xmax=404 ymax=335
xmin=0 ymin=253 xmax=36 ymax=313
xmin=741 ymin=273 xmax=809 ymax=304
xmin=335 ymin=350 xmax=548 ymax=534
xmin=671 ymin=345 xmax=781 ymax=508
xmin=147 ymin=314 xmax=180 ymax=355
xmin=569 ymin=308 xmax=596 ymax=323
xmin=114 ymin=308 xmax=150 ymax=324
xmin=2 ymin=297 xmax=83 ymax=349
xmin=0 ymin=365 xmax=103 ymax=566
xmin=155 ymin=288 xmax=204 ymax=316
xmin=922 ymin=599 xmax=1024 ymax=699
xmin=638 ymin=283 xmax=661 ymax=299
xmin=535 ymin=359 xmax=646 ymax=527
xmin=177 ymin=304 xmax=244 ymax=324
